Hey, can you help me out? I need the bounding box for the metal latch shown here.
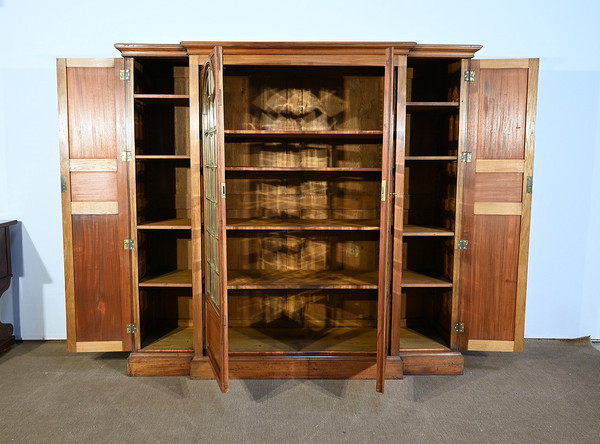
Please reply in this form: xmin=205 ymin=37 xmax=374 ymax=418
xmin=464 ymin=71 xmax=475 ymax=82
xmin=458 ymin=239 xmax=469 ymax=250
xmin=119 ymin=69 xmax=130 ymax=81
xmin=461 ymin=152 xmax=472 ymax=163
xmin=124 ymin=239 xmax=135 ymax=250
xmin=121 ymin=151 xmax=133 ymax=162
xmin=526 ymin=176 xmax=533 ymax=194
xmin=454 ymin=322 xmax=465 ymax=333
xmin=126 ymin=324 xmax=137 ymax=334
xmin=221 ymin=182 xmax=226 ymax=199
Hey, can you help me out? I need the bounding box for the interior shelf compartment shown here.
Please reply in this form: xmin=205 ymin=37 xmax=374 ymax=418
xmin=223 ymin=65 xmax=385 ymax=132
xmin=225 ymin=130 xmax=383 ymax=139
xmin=405 ymin=156 xmax=457 ymax=161
xmin=133 ymin=59 xmax=189 ymax=95
xmin=137 ymin=230 xmax=192 ymax=286
xmin=135 ymin=160 xmax=190 ymax=224
xmin=228 ymin=289 xmax=377 ymax=352
xmin=401 ymin=237 xmax=454 ymax=288
xmin=226 ymin=174 xmax=381 ymax=221
xmin=399 ymin=288 xmax=452 ymax=350
xmin=403 ymin=224 xmax=454 ymax=237
xmin=227 ymin=230 xmax=380 ymax=289
xmin=139 ymin=269 xmax=192 ymax=287
xmin=407 ymin=59 xmax=461 ymax=103
xmin=138 ymin=218 xmax=191 ymax=230
xmin=135 ymin=100 xmax=189 ymax=156
xmin=227 ymin=218 xmax=379 ymax=231
xmin=139 ymin=287 xmax=193 ymax=351
xmin=134 ymin=94 xmax=189 ymax=105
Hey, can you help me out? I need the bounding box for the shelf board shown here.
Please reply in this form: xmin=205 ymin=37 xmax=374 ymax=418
xmin=133 ymin=94 xmax=189 ymax=105
xmin=225 ymin=166 xmax=381 ymax=172
xmin=405 ymin=156 xmax=457 ymax=161
xmin=227 ymin=218 xmax=380 ymax=231
xmin=401 ymin=270 xmax=452 ymax=288
xmin=225 ymin=130 xmax=383 ymax=140
xmin=228 ymin=269 xmax=379 ymax=290
xmin=406 ymin=102 xmax=459 ymax=112
xmin=399 ymin=326 xmax=449 ymax=351
xmin=229 ymin=327 xmax=376 ymax=353
xmin=142 ymin=326 xmax=193 ymax=351
xmin=135 ymin=154 xmax=190 ymax=160
xmin=139 ymin=269 xmax=192 ymax=287
xmin=403 ymin=225 xmax=454 ymax=237
xmin=138 ymin=219 xmax=191 ymax=230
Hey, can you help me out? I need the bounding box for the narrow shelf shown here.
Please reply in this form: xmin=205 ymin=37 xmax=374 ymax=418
xmin=399 ymin=326 xmax=449 ymax=350
xmin=138 ymin=218 xmax=191 ymax=230
xmin=229 ymin=327 xmax=376 ymax=353
xmin=225 ymin=130 xmax=383 ymax=140
xmin=403 ymin=225 xmax=454 ymax=237
xmin=227 ymin=218 xmax=380 ymax=231
xmin=139 ymin=269 xmax=192 ymax=287
xmin=225 ymin=166 xmax=381 ymax=173
xmin=401 ymin=270 xmax=452 ymax=288
xmin=142 ymin=326 xmax=193 ymax=351
xmin=405 ymin=156 xmax=457 ymax=161
xmin=228 ymin=269 xmax=379 ymax=290
xmin=135 ymin=154 xmax=190 ymax=160
xmin=406 ymin=102 xmax=459 ymax=112
xmin=134 ymin=94 xmax=189 ymax=106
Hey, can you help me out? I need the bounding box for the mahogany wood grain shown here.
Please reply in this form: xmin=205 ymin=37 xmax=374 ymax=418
xmin=403 ymin=225 xmax=454 ymax=237
xmin=473 ymin=173 xmax=523 ymax=202
xmin=70 ymin=172 xmax=118 ymax=202
xmin=399 ymin=351 xmax=463 ymax=375
xmin=226 ymin=218 xmax=380 ymax=231
xmin=69 ymin=159 xmax=117 ymax=172
xmin=128 ymin=351 xmax=193 ymax=376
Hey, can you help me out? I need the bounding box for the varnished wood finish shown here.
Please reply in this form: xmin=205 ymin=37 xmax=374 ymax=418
xmin=58 ymin=59 xmax=133 ymax=353
xmin=459 ymin=59 xmax=538 ymax=352
xmin=408 ymin=44 xmax=482 ymax=59
xmin=400 ymin=351 xmax=463 ymax=375
xmin=128 ymin=351 xmax=193 ymax=376
xmin=227 ymin=218 xmax=380 ymax=231
xmin=228 ymin=269 xmax=378 ymax=290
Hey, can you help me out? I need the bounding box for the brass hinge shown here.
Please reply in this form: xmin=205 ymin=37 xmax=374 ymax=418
xmin=461 ymin=152 xmax=472 ymax=163
xmin=458 ymin=239 xmax=469 ymax=250
xmin=124 ymin=239 xmax=135 ymax=250
xmin=526 ymin=176 xmax=533 ymax=194
xmin=381 ymin=180 xmax=386 ymax=202
xmin=454 ymin=322 xmax=465 ymax=333
xmin=126 ymin=323 xmax=137 ymax=334
xmin=121 ymin=151 xmax=133 ymax=162
xmin=464 ymin=71 xmax=475 ymax=82
xmin=61 ymin=176 xmax=67 ymax=193
xmin=119 ymin=69 xmax=130 ymax=81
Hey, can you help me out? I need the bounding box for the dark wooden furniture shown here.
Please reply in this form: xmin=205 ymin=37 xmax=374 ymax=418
xmin=0 ymin=220 xmax=17 ymax=352
xmin=57 ymin=43 xmax=538 ymax=393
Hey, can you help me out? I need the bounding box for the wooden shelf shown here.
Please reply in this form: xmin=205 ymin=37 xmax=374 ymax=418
xmin=228 ymin=269 xmax=379 ymax=289
xmin=135 ymin=154 xmax=190 ymax=160
xmin=139 ymin=269 xmax=192 ymax=287
xmin=403 ymin=225 xmax=454 ymax=237
xmin=225 ymin=166 xmax=381 ymax=173
xmin=399 ymin=327 xmax=449 ymax=351
xmin=138 ymin=218 xmax=191 ymax=230
xmin=224 ymin=130 xmax=383 ymax=140
xmin=142 ymin=326 xmax=193 ymax=351
xmin=229 ymin=327 xmax=376 ymax=353
xmin=401 ymin=270 xmax=452 ymax=288
xmin=406 ymin=102 xmax=459 ymax=112
xmin=134 ymin=94 xmax=189 ymax=106
xmin=405 ymin=156 xmax=457 ymax=161
xmin=227 ymin=218 xmax=380 ymax=231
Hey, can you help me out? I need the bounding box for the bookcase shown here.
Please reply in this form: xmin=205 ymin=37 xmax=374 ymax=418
xmin=57 ymin=42 xmax=538 ymax=392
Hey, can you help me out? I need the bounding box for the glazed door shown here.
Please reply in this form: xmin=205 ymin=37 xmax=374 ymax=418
xmin=376 ymin=48 xmax=396 ymax=392
xmin=57 ymin=59 xmax=133 ymax=352
xmin=458 ymin=59 xmax=539 ymax=352
xmin=201 ymin=47 xmax=229 ymax=392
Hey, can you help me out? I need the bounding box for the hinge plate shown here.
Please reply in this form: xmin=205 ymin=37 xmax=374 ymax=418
xmin=126 ymin=323 xmax=137 ymax=334
xmin=121 ymin=151 xmax=133 ymax=162
xmin=124 ymin=239 xmax=135 ymax=250
xmin=526 ymin=176 xmax=533 ymax=194
xmin=461 ymin=152 xmax=472 ymax=163
xmin=119 ymin=69 xmax=130 ymax=81
xmin=454 ymin=322 xmax=465 ymax=333
xmin=464 ymin=71 xmax=475 ymax=82
xmin=458 ymin=239 xmax=469 ymax=250
xmin=381 ymin=180 xmax=386 ymax=202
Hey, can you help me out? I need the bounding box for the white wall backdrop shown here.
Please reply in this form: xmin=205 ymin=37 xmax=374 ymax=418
xmin=0 ymin=0 xmax=599 ymax=340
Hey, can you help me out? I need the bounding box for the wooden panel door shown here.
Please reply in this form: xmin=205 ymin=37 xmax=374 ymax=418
xmin=57 ymin=59 xmax=133 ymax=352
xmin=458 ymin=59 xmax=538 ymax=352
xmin=376 ymin=48 xmax=396 ymax=392
xmin=201 ymin=47 xmax=229 ymax=392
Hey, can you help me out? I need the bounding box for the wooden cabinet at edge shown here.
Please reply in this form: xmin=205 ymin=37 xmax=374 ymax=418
xmin=57 ymin=42 xmax=538 ymax=393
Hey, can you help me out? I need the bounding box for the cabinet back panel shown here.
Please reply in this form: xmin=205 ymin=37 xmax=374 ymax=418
xmin=72 ymin=215 xmax=123 ymax=342
xmin=135 ymin=103 xmax=190 ymax=155
xmin=134 ymin=60 xmax=189 ymax=95
xmin=407 ymin=60 xmax=461 ymax=102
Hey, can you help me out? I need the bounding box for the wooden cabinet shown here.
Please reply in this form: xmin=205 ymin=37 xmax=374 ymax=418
xmin=57 ymin=42 xmax=538 ymax=392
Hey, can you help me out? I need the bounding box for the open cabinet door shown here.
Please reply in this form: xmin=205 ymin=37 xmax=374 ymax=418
xmin=201 ymin=47 xmax=229 ymax=392
xmin=459 ymin=59 xmax=539 ymax=352
xmin=376 ymin=48 xmax=396 ymax=392
xmin=57 ymin=58 xmax=133 ymax=352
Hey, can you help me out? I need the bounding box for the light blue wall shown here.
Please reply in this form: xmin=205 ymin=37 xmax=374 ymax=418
xmin=1 ymin=0 xmax=598 ymax=340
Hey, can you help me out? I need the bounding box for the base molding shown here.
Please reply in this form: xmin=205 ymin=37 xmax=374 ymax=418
xmin=400 ymin=350 xmax=464 ymax=375
xmin=127 ymin=351 xmax=193 ymax=376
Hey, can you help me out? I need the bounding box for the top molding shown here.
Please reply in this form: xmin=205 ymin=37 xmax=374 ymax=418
xmin=115 ymin=42 xmax=482 ymax=59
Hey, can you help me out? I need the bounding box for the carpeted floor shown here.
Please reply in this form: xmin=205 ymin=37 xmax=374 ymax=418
xmin=1 ymin=339 xmax=599 ymax=443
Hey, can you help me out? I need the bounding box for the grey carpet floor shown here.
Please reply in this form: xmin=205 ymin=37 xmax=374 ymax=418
xmin=0 ymin=339 xmax=599 ymax=443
